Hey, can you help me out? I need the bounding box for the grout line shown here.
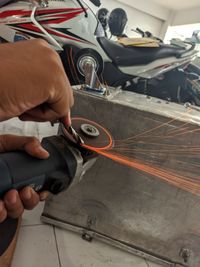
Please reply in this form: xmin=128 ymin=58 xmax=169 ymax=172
xmin=53 ymin=226 xmax=62 ymax=267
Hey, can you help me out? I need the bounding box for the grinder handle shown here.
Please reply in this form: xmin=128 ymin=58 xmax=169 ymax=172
xmin=0 ymin=136 xmax=73 ymax=198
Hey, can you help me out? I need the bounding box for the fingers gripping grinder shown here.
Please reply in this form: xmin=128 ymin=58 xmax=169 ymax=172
xmin=0 ymin=118 xmax=111 ymax=197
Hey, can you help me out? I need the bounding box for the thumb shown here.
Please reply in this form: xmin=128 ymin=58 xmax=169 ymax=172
xmin=60 ymin=110 xmax=72 ymax=128
xmin=0 ymin=135 xmax=49 ymax=159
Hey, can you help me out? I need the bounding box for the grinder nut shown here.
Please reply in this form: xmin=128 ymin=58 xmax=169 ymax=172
xmin=80 ymin=124 xmax=100 ymax=137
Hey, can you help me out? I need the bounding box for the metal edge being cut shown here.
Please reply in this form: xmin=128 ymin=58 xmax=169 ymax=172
xmin=41 ymin=215 xmax=184 ymax=267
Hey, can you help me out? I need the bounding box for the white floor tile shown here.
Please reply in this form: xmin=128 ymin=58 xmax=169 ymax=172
xmin=11 ymin=225 xmax=60 ymax=267
xmin=0 ymin=118 xmax=58 ymax=138
xmin=55 ymin=228 xmax=163 ymax=267
xmin=21 ymin=202 xmax=45 ymax=226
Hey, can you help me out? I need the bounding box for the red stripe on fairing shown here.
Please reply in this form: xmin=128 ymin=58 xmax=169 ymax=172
xmin=0 ymin=10 xmax=30 ymax=19
xmin=4 ymin=7 xmax=92 ymax=44
xmin=16 ymin=23 xmax=42 ymax=33
xmin=18 ymin=8 xmax=84 ymax=32
xmin=13 ymin=23 xmax=91 ymax=44
xmin=36 ymin=8 xmax=84 ymax=15
xmin=0 ymin=8 xmax=84 ymax=19
xmin=41 ymin=10 xmax=85 ymax=24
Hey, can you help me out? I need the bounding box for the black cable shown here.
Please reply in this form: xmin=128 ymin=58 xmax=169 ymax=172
xmin=76 ymin=0 xmax=88 ymax=17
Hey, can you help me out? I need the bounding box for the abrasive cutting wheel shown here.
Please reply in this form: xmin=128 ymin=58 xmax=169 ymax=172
xmin=62 ymin=117 xmax=113 ymax=151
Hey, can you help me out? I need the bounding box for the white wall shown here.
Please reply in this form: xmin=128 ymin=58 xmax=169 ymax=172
xmin=84 ymin=0 xmax=164 ymax=37
xmin=172 ymin=7 xmax=200 ymax=26
xmin=117 ymin=0 xmax=170 ymax=21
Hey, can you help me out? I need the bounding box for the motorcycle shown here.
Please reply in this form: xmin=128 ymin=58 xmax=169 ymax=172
xmin=126 ymin=67 xmax=200 ymax=105
xmin=0 ymin=0 xmax=198 ymax=91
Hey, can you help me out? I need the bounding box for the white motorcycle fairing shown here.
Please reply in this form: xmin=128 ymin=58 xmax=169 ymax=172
xmin=0 ymin=1 xmax=104 ymax=50
xmin=0 ymin=0 xmax=198 ymax=81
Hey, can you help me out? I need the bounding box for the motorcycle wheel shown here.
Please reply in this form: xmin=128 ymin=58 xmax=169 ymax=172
xmin=61 ymin=47 xmax=104 ymax=85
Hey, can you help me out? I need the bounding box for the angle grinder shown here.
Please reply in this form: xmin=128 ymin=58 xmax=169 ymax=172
xmin=0 ymin=117 xmax=112 ymax=198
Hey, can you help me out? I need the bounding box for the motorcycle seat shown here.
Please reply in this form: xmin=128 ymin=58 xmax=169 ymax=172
xmin=97 ymin=37 xmax=191 ymax=67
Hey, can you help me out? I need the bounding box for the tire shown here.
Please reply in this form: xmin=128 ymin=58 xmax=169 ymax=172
xmin=60 ymin=46 xmax=104 ymax=85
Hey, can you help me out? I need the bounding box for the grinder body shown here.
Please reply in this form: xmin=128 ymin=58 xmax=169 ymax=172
xmin=0 ymin=135 xmax=84 ymax=198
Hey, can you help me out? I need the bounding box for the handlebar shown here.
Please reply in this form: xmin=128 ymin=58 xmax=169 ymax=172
xmin=136 ymin=27 xmax=145 ymax=37
xmin=136 ymin=27 xmax=163 ymax=43
xmin=177 ymin=41 xmax=197 ymax=58
xmin=183 ymin=41 xmax=196 ymax=51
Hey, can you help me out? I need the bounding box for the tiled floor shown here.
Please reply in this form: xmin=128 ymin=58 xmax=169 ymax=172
xmin=11 ymin=203 xmax=164 ymax=267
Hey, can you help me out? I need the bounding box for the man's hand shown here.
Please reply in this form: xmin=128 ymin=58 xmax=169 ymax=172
xmin=0 ymin=39 xmax=73 ymax=125
xmin=0 ymin=135 xmax=49 ymax=223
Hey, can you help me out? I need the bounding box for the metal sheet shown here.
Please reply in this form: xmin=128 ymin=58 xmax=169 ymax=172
xmin=42 ymin=87 xmax=200 ymax=267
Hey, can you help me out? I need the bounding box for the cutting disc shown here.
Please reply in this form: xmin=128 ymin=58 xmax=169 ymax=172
xmin=62 ymin=117 xmax=113 ymax=151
